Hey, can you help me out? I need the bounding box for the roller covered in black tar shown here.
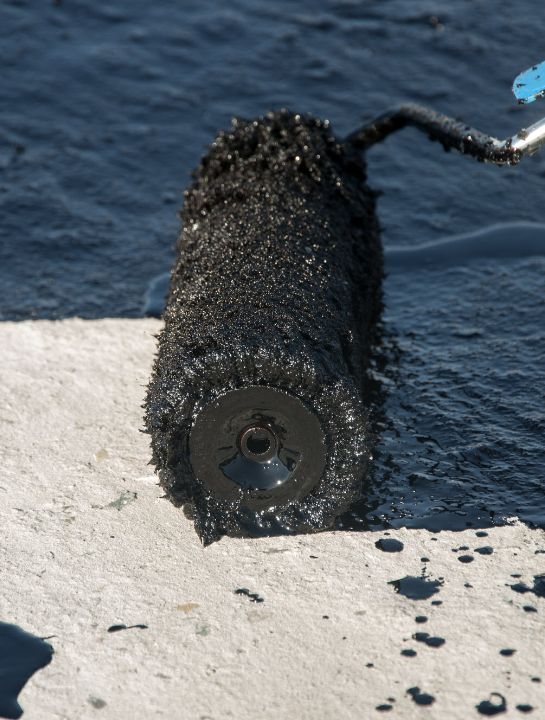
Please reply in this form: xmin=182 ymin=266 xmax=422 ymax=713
xmin=145 ymin=110 xmax=382 ymax=543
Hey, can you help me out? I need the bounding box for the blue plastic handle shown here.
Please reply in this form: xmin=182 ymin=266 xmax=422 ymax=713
xmin=513 ymin=61 xmax=545 ymax=104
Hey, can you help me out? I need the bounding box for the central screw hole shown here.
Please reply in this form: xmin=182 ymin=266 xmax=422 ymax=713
xmin=239 ymin=425 xmax=276 ymax=460
xmin=246 ymin=431 xmax=270 ymax=455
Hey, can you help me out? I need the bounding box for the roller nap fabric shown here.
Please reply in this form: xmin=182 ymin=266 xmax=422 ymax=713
xmin=145 ymin=110 xmax=383 ymax=544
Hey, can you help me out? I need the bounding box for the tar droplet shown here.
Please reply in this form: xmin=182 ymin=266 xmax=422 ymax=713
xmin=516 ymin=704 xmax=534 ymax=713
xmin=235 ymin=588 xmax=264 ymax=603
xmin=107 ymin=624 xmax=148 ymax=633
xmin=475 ymin=546 xmax=494 ymax=555
xmin=499 ymin=648 xmax=516 ymax=657
xmin=375 ymin=538 xmax=404 ymax=553
xmin=431 ymin=599 xmax=442 ymax=606
xmin=376 ymin=704 xmax=393 ymax=712
xmin=476 ymin=531 xmax=489 ymax=538
xmin=0 ymin=622 xmax=54 ymax=720
xmin=401 ymin=648 xmax=417 ymax=657
xmin=407 ymin=687 xmax=435 ymax=706
xmin=415 ymin=615 xmax=428 ymax=623
xmin=412 ymin=632 xmax=445 ymax=648
xmin=458 ymin=554 xmax=474 ymax=563
xmin=476 ymin=693 xmax=507 ymax=715
xmin=389 ymin=574 xmax=443 ymax=600
xmin=523 ymin=605 xmax=537 ymax=613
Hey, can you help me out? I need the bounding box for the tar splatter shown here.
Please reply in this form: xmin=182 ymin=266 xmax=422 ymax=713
xmin=508 ymin=575 xmax=545 ymax=598
xmin=0 ymin=622 xmax=54 ymax=720
xmin=388 ymin=573 xmax=443 ymax=600
xmin=407 ymin=687 xmax=435 ymax=706
xmin=235 ymin=588 xmax=264 ymax=603
xmin=375 ymin=538 xmax=404 ymax=553
xmin=476 ymin=693 xmax=507 ymax=715
xmin=107 ymin=624 xmax=148 ymax=633
xmin=475 ymin=546 xmax=494 ymax=555
xmin=412 ymin=632 xmax=445 ymax=648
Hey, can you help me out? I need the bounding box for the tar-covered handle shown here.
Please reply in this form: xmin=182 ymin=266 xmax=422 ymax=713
xmin=145 ymin=110 xmax=383 ymax=544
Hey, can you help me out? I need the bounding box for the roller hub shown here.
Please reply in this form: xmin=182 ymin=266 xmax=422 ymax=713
xmin=189 ymin=386 xmax=326 ymax=510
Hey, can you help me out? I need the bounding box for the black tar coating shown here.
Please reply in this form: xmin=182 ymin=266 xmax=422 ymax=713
xmin=145 ymin=110 xmax=383 ymax=544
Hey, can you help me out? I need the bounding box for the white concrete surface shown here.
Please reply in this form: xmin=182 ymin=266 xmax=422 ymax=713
xmin=1 ymin=319 xmax=544 ymax=719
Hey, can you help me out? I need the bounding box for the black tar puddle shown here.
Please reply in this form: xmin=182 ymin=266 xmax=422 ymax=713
xmin=389 ymin=573 xmax=443 ymax=600
xmin=0 ymin=622 xmax=54 ymax=720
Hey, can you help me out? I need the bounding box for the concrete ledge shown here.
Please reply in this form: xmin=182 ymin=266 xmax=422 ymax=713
xmin=1 ymin=320 xmax=543 ymax=719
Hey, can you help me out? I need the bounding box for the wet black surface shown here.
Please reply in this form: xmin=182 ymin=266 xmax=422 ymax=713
xmin=0 ymin=622 xmax=54 ymax=720
xmin=2 ymin=2 xmax=545 ymax=536
xmin=3 ymin=1 xmax=544 ymax=321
